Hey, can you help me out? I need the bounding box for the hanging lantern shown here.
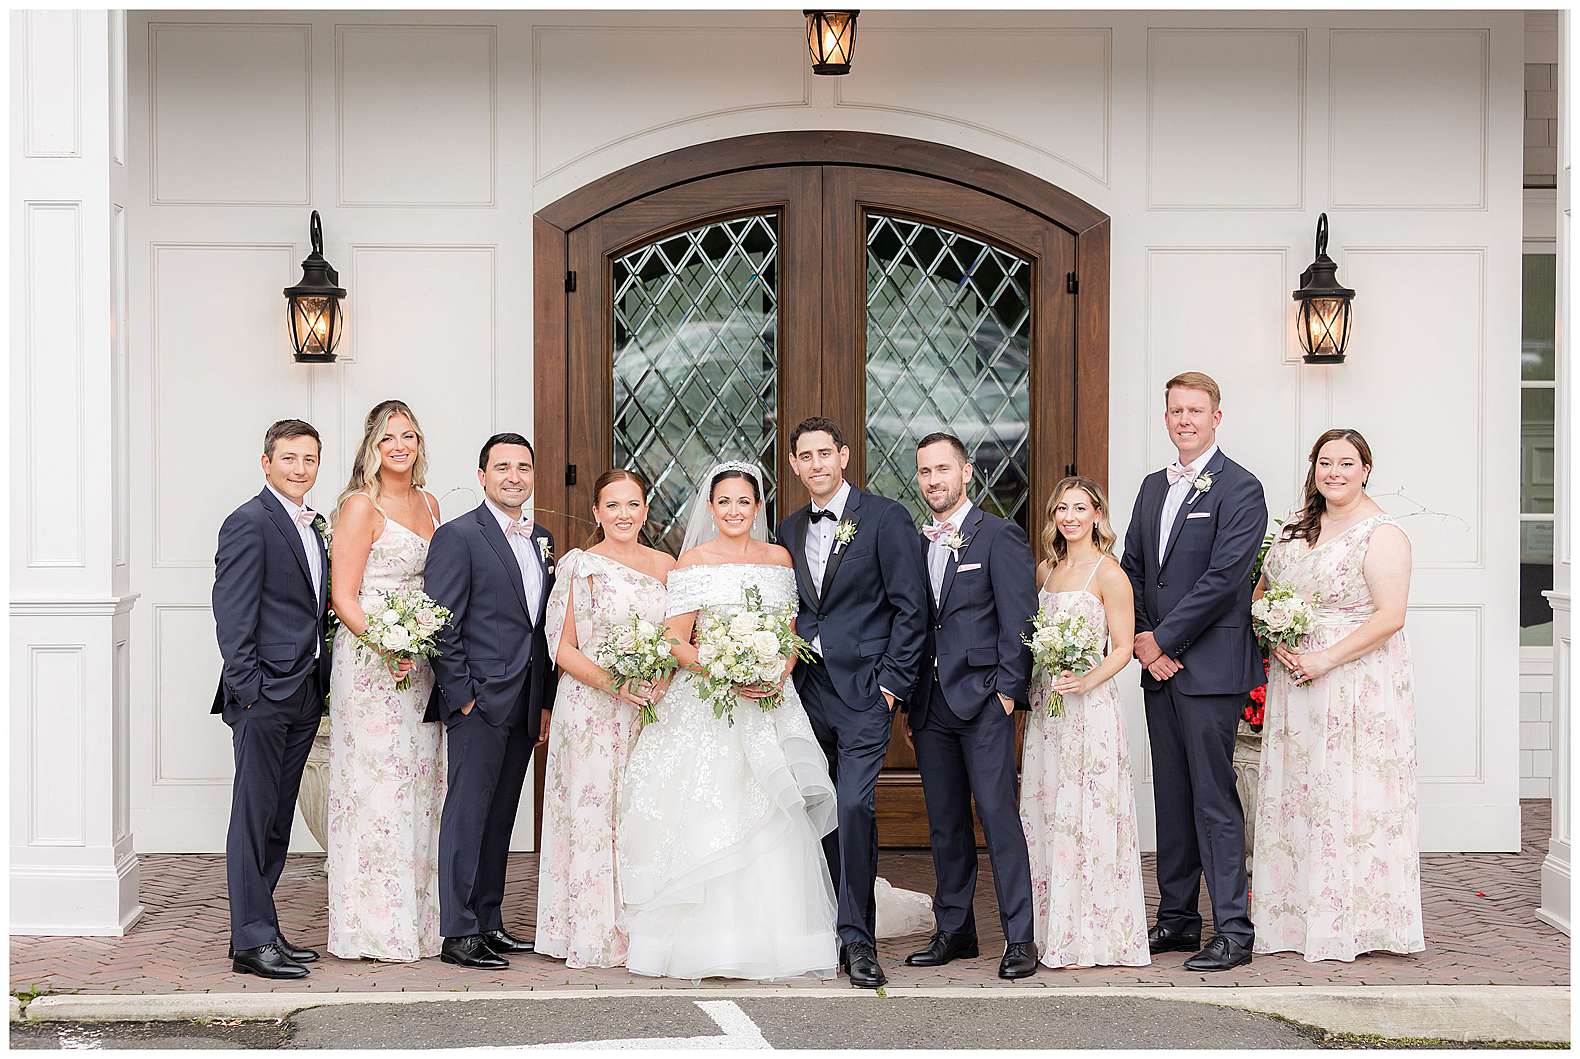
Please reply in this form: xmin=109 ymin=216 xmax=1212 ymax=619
xmin=1292 ymin=213 xmax=1355 ymax=365
xmin=804 ymin=11 xmax=859 ymax=75
xmin=284 ymin=210 xmax=346 ymax=363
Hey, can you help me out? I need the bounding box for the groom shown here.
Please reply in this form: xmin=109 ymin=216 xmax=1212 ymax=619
xmin=212 ymin=419 xmax=330 ymax=979
xmin=778 ymin=417 xmax=928 ymax=989
xmin=1121 ymin=371 xmax=1266 ymax=972
xmin=908 ymin=432 xmax=1039 ymax=980
xmin=425 ymin=433 xmax=556 ymax=969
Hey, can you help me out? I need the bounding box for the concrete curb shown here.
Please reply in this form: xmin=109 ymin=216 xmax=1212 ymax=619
xmin=21 ymin=985 xmax=1570 ymax=1043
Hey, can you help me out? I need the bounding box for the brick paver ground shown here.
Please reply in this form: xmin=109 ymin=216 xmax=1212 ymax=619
xmin=10 ymin=801 xmax=1566 ymax=996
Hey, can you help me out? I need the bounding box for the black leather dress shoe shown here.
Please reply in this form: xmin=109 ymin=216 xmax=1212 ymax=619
xmin=229 ymin=933 xmax=319 ymax=964
xmin=998 ymin=942 xmax=1039 ymax=980
xmin=276 ymin=932 xmax=319 ymax=963
xmin=232 ymin=943 xmax=308 ymax=979
xmin=839 ymin=941 xmax=887 ymax=989
xmin=1147 ymin=923 xmax=1202 ymax=955
xmin=904 ymin=931 xmax=980 ymax=967
xmin=1182 ymin=934 xmax=1253 ymax=972
xmin=481 ymin=928 xmax=535 ymax=955
xmin=441 ymin=934 xmax=509 ymax=969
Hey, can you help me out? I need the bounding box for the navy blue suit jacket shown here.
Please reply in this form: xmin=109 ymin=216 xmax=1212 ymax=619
xmin=211 ymin=488 xmax=330 ymax=719
xmin=1120 ymin=448 xmax=1268 ymax=696
xmin=423 ymin=503 xmax=556 ymax=737
xmin=778 ymin=486 xmax=929 ymax=709
xmin=911 ymin=504 xmax=1037 ymax=726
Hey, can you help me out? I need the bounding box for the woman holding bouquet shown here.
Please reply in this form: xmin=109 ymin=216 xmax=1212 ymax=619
xmin=536 ymin=469 xmax=675 ymax=968
xmin=325 ymin=400 xmax=446 ymax=962
xmin=617 ymin=462 xmax=841 ymax=981
xmin=1019 ymin=476 xmax=1149 ymax=968
xmin=1252 ymin=428 xmax=1422 ymax=962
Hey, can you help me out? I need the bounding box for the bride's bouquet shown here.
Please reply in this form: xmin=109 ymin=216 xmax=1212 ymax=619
xmin=694 ymin=584 xmax=814 ymax=726
xmin=1023 ymin=607 xmax=1104 ymax=718
xmin=1252 ymin=580 xmax=1317 ymax=683
xmin=357 ymin=587 xmax=452 ymax=692
xmin=593 ymin=615 xmax=679 ymax=726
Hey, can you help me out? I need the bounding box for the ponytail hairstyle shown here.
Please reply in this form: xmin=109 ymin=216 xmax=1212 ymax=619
xmin=1280 ymin=428 xmax=1374 ymax=546
xmin=335 ymin=399 xmax=428 ymax=517
xmin=1039 ymin=475 xmax=1118 ymax=566
xmin=586 ymin=468 xmax=650 ymax=548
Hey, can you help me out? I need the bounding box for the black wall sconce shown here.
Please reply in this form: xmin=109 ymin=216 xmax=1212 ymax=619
xmin=284 ymin=210 xmax=346 ymax=363
xmin=1292 ymin=213 xmax=1355 ymax=364
xmin=805 ymin=11 xmax=859 ymax=75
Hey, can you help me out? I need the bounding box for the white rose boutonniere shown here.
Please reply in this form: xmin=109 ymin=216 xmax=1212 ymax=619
xmin=536 ymin=536 xmax=553 ymax=563
xmin=833 ymin=518 xmax=858 ymax=553
xmin=1192 ymin=472 xmax=1214 ymax=497
xmin=944 ymin=531 xmax=970 ymax=557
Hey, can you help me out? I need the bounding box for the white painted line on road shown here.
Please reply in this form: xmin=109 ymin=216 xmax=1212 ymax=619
xmin=527 ymin=1001 xmax=771 ymax=1050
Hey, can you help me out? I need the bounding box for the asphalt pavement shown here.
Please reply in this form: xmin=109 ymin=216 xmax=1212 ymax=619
xmin=11 ymin=995 xmax=1330 ymax=1049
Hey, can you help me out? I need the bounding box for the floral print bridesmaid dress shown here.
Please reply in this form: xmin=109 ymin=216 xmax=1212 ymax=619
xmin=535 ymin=548 xmax=668 ymax=968
xmin=1252 ymin=514 xmax=1424 ymax=962
xmin=1019 ymin=559 xmax=1149 ymax=968
xmin=326 ymin=513 xmax=445 ymax=962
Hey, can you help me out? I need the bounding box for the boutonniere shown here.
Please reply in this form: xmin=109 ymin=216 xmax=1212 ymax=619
xmin=944 ymin=531 xmax=970 ymax=558
xmin=1192 ymin=472 xmax=1214 ymax=497
xmin=832 ymin=518 xmax=858 ymax=553
xmin=313 ymin=515 xmax=332 ymax=546
xmin=536 ymin=537 xmax=553 ymax=563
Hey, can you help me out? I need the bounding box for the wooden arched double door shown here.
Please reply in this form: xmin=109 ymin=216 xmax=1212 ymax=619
xmin=535 ymin=133 xmax=1109 ymax=847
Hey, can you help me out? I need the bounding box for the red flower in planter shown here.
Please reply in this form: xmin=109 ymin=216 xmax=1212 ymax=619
xmin=1242 ymin=656 xmax=1270 ymax=732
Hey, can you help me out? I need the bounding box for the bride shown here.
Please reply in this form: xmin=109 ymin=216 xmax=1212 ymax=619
xmin=617 ymin=462 xmax=841 ymax=980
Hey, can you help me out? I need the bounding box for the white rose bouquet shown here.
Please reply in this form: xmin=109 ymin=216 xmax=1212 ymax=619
xmin=593 ymin=614 xmax=679 ymax=726
xmin=694 ymin=584 xmax=814 ymax=726
xmin=1252 ymin=579 xmax=1317 ymax=684
xmin=355 ymin=587 xmax=453 ymax=692
xmin=1023 ymin=607 xmax=1104 ymax=718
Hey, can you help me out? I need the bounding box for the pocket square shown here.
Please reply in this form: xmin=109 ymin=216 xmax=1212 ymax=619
xmin=1185 ymin=511 xmax=1211 ymax=520
xmin=958 ymin=562 xmax=983 ymax=572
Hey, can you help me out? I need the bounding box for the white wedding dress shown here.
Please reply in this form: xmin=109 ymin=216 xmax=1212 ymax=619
xmin=618 ymin=562 xmax=842 ymax=981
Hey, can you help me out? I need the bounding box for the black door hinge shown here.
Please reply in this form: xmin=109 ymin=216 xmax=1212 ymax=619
xmin=1066 ymin=272 xmax=1078 ymax=294
xmin=1065 ymin=462 xmax=1077 ymax=477
xmin=565 ymin=463 xmax=577 ymax=486
xmin=565 ymin=270 xmax=577 ymax=292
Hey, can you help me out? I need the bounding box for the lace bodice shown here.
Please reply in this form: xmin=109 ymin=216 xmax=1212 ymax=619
xmin=358 ymin=518 xmax=429 ymax=599
xmin=663 ymin=562 xmax=797 ymax=620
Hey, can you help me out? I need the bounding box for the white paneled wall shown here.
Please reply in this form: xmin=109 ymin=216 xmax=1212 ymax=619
xmin=115 ymin=8 xmax=1527 ymax=855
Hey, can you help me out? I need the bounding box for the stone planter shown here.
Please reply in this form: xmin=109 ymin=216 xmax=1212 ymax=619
xmin=1231 ymin=721 xmax=1263 ymax=876
xmin=297 ymin=716 xmax=333 ymax=850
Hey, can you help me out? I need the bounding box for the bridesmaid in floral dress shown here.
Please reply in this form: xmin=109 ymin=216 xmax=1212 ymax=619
xmin=1253 ymin=428 xmax=1423 ymax=963
xmin=1020 ymin=476 xmax=1149 ymax=969
xmin=326 ymin=400 xmax=446 ymax=962
xmin=536 ymin=469 xmax=675 ymax=967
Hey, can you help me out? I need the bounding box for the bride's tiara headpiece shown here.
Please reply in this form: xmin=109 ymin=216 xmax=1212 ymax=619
xmin=709 ymin=459 xmax=762 ymax=478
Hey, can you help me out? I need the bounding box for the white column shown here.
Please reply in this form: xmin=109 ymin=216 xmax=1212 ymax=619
xmin=9 ymin=10 xmax=142 ymax=935
xmin=1538 ymin=10 xmax=1571 ymax=936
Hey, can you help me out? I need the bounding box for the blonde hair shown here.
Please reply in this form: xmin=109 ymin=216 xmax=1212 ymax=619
xmin=1039 ymin=476 xmax=1118 ymax=567
xmin=1164 ymin=370 xmax=1222 ymax=410
xmin=335 ymin=399 xmax=429 ymax=517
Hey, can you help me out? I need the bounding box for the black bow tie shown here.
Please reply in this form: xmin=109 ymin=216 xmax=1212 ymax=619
xmin=809 ymin=508 xmax=837 ymax=523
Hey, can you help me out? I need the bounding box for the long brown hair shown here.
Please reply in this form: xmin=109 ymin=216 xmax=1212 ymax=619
xmin=1039 ymin=475 xmax=1118 ymax=567
xmin=1280 ymin=428 xmax=1374 ymax=545
xmin=586 ymin=468 xmax=650 ymax=547
xmin=335 ymin=400 xmax=429 ymax=517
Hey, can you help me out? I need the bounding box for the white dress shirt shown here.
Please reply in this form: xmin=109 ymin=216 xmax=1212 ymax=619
xmin=487 ymin=497 xmax=543 ymax=625
xmin=265 ymin=482 xmax=323 ymax=658
xmin=804 ymin=479 xmax=852 ymax=658
xmin=1158 ymin=442 xmax=1219 ymax=556
xmin=927 ymin=497 xmax=974 ymax=603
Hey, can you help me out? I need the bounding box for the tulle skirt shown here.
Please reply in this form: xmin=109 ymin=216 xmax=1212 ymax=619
xmin=617 ymin=671 xmax=840 ymax=981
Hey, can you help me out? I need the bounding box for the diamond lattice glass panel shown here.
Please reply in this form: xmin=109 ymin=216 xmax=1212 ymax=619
xmin=865 ymin=214 xmax=1032 ymax=528
xmin=612 ymin=213 xmax=779 ymax=552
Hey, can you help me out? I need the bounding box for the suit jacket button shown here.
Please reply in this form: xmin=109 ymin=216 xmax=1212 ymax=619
xmin=817 ymin=613 xmax=825 ymax=620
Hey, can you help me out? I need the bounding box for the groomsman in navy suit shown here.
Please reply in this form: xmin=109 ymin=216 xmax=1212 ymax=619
xmin=212 ymin=419 xmax=331 ymax=979
xmin=778 ymin=417 xmax=928 ymax=989
xmin=1121 ymin=371 xmax=1267 ymax=972
xmin=907 ymin=432 xmax=1039 ymax=980
xmin=425 ymin=433 xmax=556 ymax=969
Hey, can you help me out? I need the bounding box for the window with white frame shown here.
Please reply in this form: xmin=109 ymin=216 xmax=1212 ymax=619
xmin=1521 ymin=248 xmax=1556 ymax=646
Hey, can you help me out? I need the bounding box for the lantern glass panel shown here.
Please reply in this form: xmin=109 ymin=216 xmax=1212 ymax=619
xmin=289 ymin=295 xmax=342 ymax=356
xmin=806 ymin=12 xmax=855 ymax=70
xmin=1299 ymin=296 xmax=1350 ymax=357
